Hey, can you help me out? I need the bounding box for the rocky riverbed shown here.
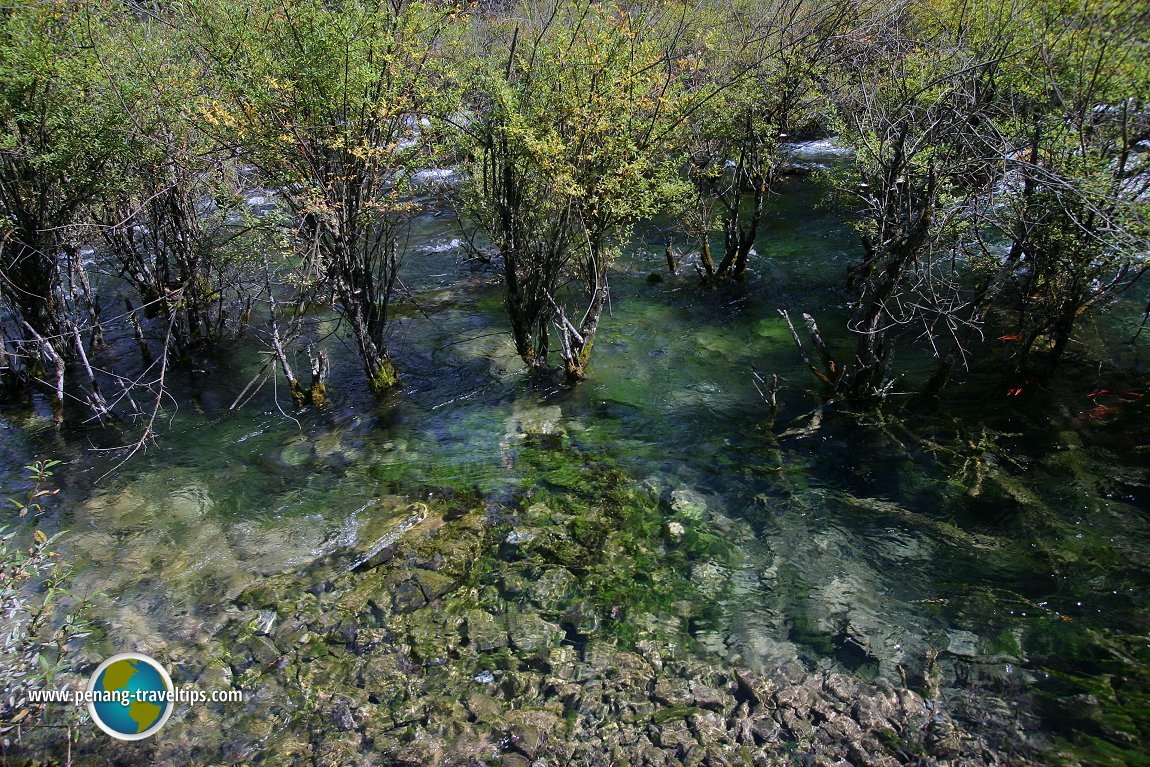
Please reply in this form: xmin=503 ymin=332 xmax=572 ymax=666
xmin=6 ymin=449 xmax=1045 ymax=767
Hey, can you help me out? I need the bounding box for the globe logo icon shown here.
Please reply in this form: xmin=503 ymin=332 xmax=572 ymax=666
xmin=87 ymin=653 xmax=174 ymax=740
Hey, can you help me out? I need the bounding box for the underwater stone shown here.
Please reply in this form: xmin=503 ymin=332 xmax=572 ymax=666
xmin=689 ymin=561 xmax=729 ymax=599
xmin=925 ymin=716 xmax=962 ymax=758
xmin=350 ymin=543 xmax=396 ymax=573
xmin=507 ymin=711 xmax=561 ymax=757
xmin=250 ymin=609 xmax=277 ymax=636
xmin=248 ymin=635 xmax=280 ymax=668
xmin=687 ymin=711 xmax=727 ymax=747
xmin=670 ymin=488 xmax=708 ymax=519
xmin=391 ymin=577 xmax=427 ymax=612
xmin=946 ymin=629 xmax=981 ymax=658
xmin=653 ymin=719 xmax=696 ymax=757
xmin=733 ymin=669 xmax=775 ymax=707
xmin=562 ymin=599 xmax=601 ymax=635
xmin=412 ymin=568 xmax=456 ymax=601
xmin=688 ymin=680 xmax=726 ymax=712
xmin=653 ymin=678 xmax=692 ymax=708
xmin=464 ymin=694 xmax=506 ymax=726
xmin=168 ymin=484 xmax=213 ymax=520
xmin=278 ymin=437 xmax=313 ymax=467
xmin=507 ymin=611 xmax=564 ymax=656
xmin=529 ymin=567 xmax=576 ymax=611
xmin=749 ymin=714 xmax=782 ymax=745
xmin=464 ymin=610 xmax=508 ymax=652
xmin=505 ymin=529 xmax=537 ymax=546
xmin=313 ymin=432 xmax=343 ymax=460
xmin=506 ymin=403 xmax=564 ymax=437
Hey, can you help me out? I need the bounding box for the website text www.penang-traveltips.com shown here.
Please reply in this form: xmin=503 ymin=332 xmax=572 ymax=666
xmin=26 ymin=686 xmax=244 ymax=706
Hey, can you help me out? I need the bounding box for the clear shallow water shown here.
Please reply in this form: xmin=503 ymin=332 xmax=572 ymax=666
xmin=4 ymin=174 xmax=1149 ymax=761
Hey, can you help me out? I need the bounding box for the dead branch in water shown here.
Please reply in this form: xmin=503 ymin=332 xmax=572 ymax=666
xmin=780 ymin=308 xmax=841 ymax=392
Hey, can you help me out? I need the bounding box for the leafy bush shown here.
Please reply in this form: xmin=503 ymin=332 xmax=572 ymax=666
xmin=1 ymin=462 xmax=94 ymax=744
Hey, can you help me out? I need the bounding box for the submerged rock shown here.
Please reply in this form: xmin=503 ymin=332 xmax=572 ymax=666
xmin=506 ymin=610 xmax=564 ymax=656
xmin=505 ymin=403 xmax=564 ymax=438
xmin=464 ymin=610 xmax=508 ymax=652
xmin=26 ymin=466 xmax=1046 ymax=767
xmin=670 ymin=487 xmax=709 ymax=519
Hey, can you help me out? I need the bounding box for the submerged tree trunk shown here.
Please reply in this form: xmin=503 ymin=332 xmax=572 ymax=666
xmin=4 ymin=242 xmax=64 ymax=347
xmin=554 ymin=236 xmax=610 ymax=383
xmin=699 ymin=238 xmax=716 ymax=276
xmin=503 ymin=248 xmax=554 ymax=369
xmin=347 ymin=302 xmax=399 ymax=393
xmin=560 ymin=285 xmax=608 ymax=383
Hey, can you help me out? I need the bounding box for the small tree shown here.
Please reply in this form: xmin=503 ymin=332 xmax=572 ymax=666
xmin=683 ymin=0 xmax=848 ymax=281
xmin=191 ymin=0 xmax=454 ymax=395
xmin=2 ymin=461 xmax=94 ymax=754
xmin=462 ymin=0 xmax=692 ymax=381
xmin=97 ymin=14 xmax=258 ymax=363
xmin=830 ymin=2 xmax=1003 ymax=398
xmin=0 ymin=1 xmax=129 ymax=413
xmin=986 ymin=0 xmax=1150 ymax=370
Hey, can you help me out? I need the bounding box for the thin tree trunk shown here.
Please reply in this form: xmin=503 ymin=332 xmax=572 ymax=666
xmin=700 ymin=238 xmax=715 ymax=276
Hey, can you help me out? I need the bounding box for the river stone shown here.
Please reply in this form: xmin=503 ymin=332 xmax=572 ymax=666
xmin=250 ymin=609 xmax=277 ymax=635
xmin=507 ymin=611 xmax=563 ymax=656
xmin=925 ymin=715 xmax=963 ymax=757
xmin=733 ymin=668 xmax=775 ymax=707
xmin=817 ymin=711 xmax=864 ymax=744
xmin=688 ymin=711 xmax=727 ymax=747
xmin=670 ymin=488 xmax=708 ymax=519
xmin=505 ymin=528 xmax=538 ymax=546
xmin=854 ymin=689 xmax=899 ymax=731
xmin=278 ymin=436 xmax=312 ymax=467
xmin=774 ymin=681 xmax=816 ymax=714
xmin=822 ymin=673 xmax=858 ymax=703
xmin=506 ymin=403 xmax=564 ymax=437
xmin=506 ymin=710 xmax=561 ymax=757
xmin=465 ymin=691 xmax=504 ymax=725
xmin=413 ymin=568 xmax=456 ymax=600
xmin=653 ymin=678 xmax=691 ymax=707
xmin=946 ymin=629 xmax=981 ymax=658
xmin=781 ymin=708 xmax=815 ymax=741
xmin=530 ymin=566 xmax=576 ymax=611
xmin=562 ymin=599 xmax=601 ymax=635
xmin=634 ymin=640 xmax=668 ymax=669
xmin=313 ymin=432 xmax=343 ymax=459
xmin=169 ymin=484 xmax=213 ymax=520
xmin=688 ymin=680 xmax=726 ymax=712
xmin=465 ymin=609 xmax=508 ymax=652
xmin=707 ymin=511 xmax=754 ymax=544
xmin=48 ymin=473 xmax=1050 ymax=767
xmin=85 ymin=485 xmax=154 ymax=530
xmin=847 ymin=743 xmax=901 ymax=767
xmin=390 ymin=577 xmax=426 ymax=612
xmin=391 ymin=568 xmax=455 ymax=612
xmin=689 ymin=561 xmax=728 ymax=599
xmin=654 ymin=719 xmax=696 ymax=757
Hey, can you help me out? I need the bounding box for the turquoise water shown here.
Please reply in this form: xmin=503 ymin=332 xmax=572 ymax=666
xmin=4 ymin=170 xmax=1149 ymax=762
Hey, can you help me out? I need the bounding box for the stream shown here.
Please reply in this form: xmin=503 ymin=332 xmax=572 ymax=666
xmin=3 ymin=154 xmax=1149 ymax=766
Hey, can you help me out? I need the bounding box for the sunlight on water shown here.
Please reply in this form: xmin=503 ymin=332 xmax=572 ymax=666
xmin=5 ymin=174 xmax=1148 ymax=759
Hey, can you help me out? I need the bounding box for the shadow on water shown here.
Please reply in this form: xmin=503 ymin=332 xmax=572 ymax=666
xmin=3 ymin=173 xmax=1149 ymax=763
